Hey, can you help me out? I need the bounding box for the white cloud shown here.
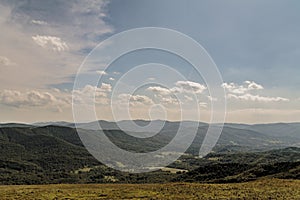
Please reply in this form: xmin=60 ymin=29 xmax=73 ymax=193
xmin=223 ymin=81 xmax=289 ymax=103
xmin=78 ymin=85 xmax=107 ymax=98
xmin=0 ymin=89 xmax=70 ymax=112
xmin=147 ymin=81 xmax=207 ymax=97
xmin=228 ymin=93 xmax=289 ymax=102
xmin=174 ymin=81 xmax=207 ymax=94
xmin=147 ymin=86 xmax=171 ymax=96
xmin=222 ymin=81 xmax=263 ymax=94
xmin=100 ymin=83 xmax=112 ymax=92
xmin=77 ymin=84 xmax=111 ymax=95
xmin=0 ymin=4 xmax=83 ymax=89
xmin=130 ymin=95 xmax=154 ymax=105
xmin=146 ymin=81 xmax=208 ymax=107
xmin=118 ymin=94 xmax=154 ymax=106
xmin=96 ymin=70 xmax=107 ymax=75
xmin=0 ymin=1 xmax=113 ymax=89
xmin=245 ymin=81 xmax=264 ymax=90
xmin=161 ymin=96 xmax=179 ymax=106
xmin=0 ymin=56 xmax=16 ymax=66
xmin=5 ymin=0 xmax=113 ymax=50
xmin=31 ymin=20 xmax=47 ymax=25
xmin=72 ymin=83 xmax=112 ymax=105
xmin=32 ymin=35 xmax=69 ymax=52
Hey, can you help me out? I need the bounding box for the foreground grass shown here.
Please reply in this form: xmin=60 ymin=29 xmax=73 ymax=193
xmin=0 ymin=179 xmax=299 ymax=200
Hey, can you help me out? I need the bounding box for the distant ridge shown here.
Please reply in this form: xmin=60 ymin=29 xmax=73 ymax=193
xmin=0 ymin=124 xmax=299 ymax=184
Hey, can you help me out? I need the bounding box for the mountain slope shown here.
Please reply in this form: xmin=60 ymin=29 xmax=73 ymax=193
xmin=0 ymin=122 xmax=299 ymax=184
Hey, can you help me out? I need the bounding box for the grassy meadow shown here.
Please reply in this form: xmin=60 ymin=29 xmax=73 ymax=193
xmin=0 ymin=179 xmax=299 ymax=200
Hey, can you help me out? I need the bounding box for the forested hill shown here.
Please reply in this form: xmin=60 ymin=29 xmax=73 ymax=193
xmin=0 ymin=122 xmax=299 ymax=184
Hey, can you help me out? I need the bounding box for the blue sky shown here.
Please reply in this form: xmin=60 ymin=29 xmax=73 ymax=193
xmin=0 ymin=0 xmax=299 ymax=123
xmin=107 ymin=0 xmax=300 ymax=87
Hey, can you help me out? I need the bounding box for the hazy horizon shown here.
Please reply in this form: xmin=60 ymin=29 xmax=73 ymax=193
xmin=2 ymin=119 xmax=300 ymax=126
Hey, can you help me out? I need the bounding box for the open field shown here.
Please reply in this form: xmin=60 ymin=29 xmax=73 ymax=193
xmin=0 ymin=179 xmax=299 ymax=200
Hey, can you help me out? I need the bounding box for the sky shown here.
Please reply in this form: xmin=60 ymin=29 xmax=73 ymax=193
xmin=0 ymin=0 xmax=299 ymax=124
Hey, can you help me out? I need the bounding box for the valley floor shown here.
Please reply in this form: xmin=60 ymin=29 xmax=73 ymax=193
xmin=0 ymin=179 xmax=299 ymax=200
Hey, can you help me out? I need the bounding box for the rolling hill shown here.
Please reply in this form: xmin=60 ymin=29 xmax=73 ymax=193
xmin=0 ymin=121 xmax=299 ymax=184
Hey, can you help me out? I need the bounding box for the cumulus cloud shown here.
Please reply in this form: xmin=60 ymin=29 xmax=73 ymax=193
xmin=0 ymin=56 xmax=16 ymax=66
xmin=32 ymin=35 xmax=69 ymax=52
xmin=31 ymin=20 xmax=47 ymax=25
xmin=0 ymin=3 xmax=80 ymax=89
xmin=222 ymin=81 xmax=263 ymax=94
xmin=147 ymin=86 xmax=171 ymax=96
xmin=147 ymin=81 xmax=207 ymax=97
xmin=118 ymin=94 xmax=154 ymax=106
xmin=0 ymin=1 xmax=114 ymax=90
xmin=5 ymin=0 xmax=113 ymax=50
xmin=174 ymin=81 xmax=207 ymax=94
xmin=73 ymin=83 xmax=112 ymax=105
xmin=222 ymin=81 xmax=288 ymax=103
xmin=0 ymin=89 xmax=70 ymax=112
xmin=146 ymin=81 xmax=208 ymax=107
xmin=160 ymin=96 xmax=179 ymax=106
xmin=96 ymin=70 xmax=107 ymax=75
xmin=244 ymin=81 xmax=264 ymax=90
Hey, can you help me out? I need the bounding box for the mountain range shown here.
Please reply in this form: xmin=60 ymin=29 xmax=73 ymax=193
xmin=0 ymin=120 xmax=299 ymax=184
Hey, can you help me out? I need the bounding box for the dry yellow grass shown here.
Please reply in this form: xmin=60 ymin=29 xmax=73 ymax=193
xmin=0 ymin=179 xmax=299 ymax=200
